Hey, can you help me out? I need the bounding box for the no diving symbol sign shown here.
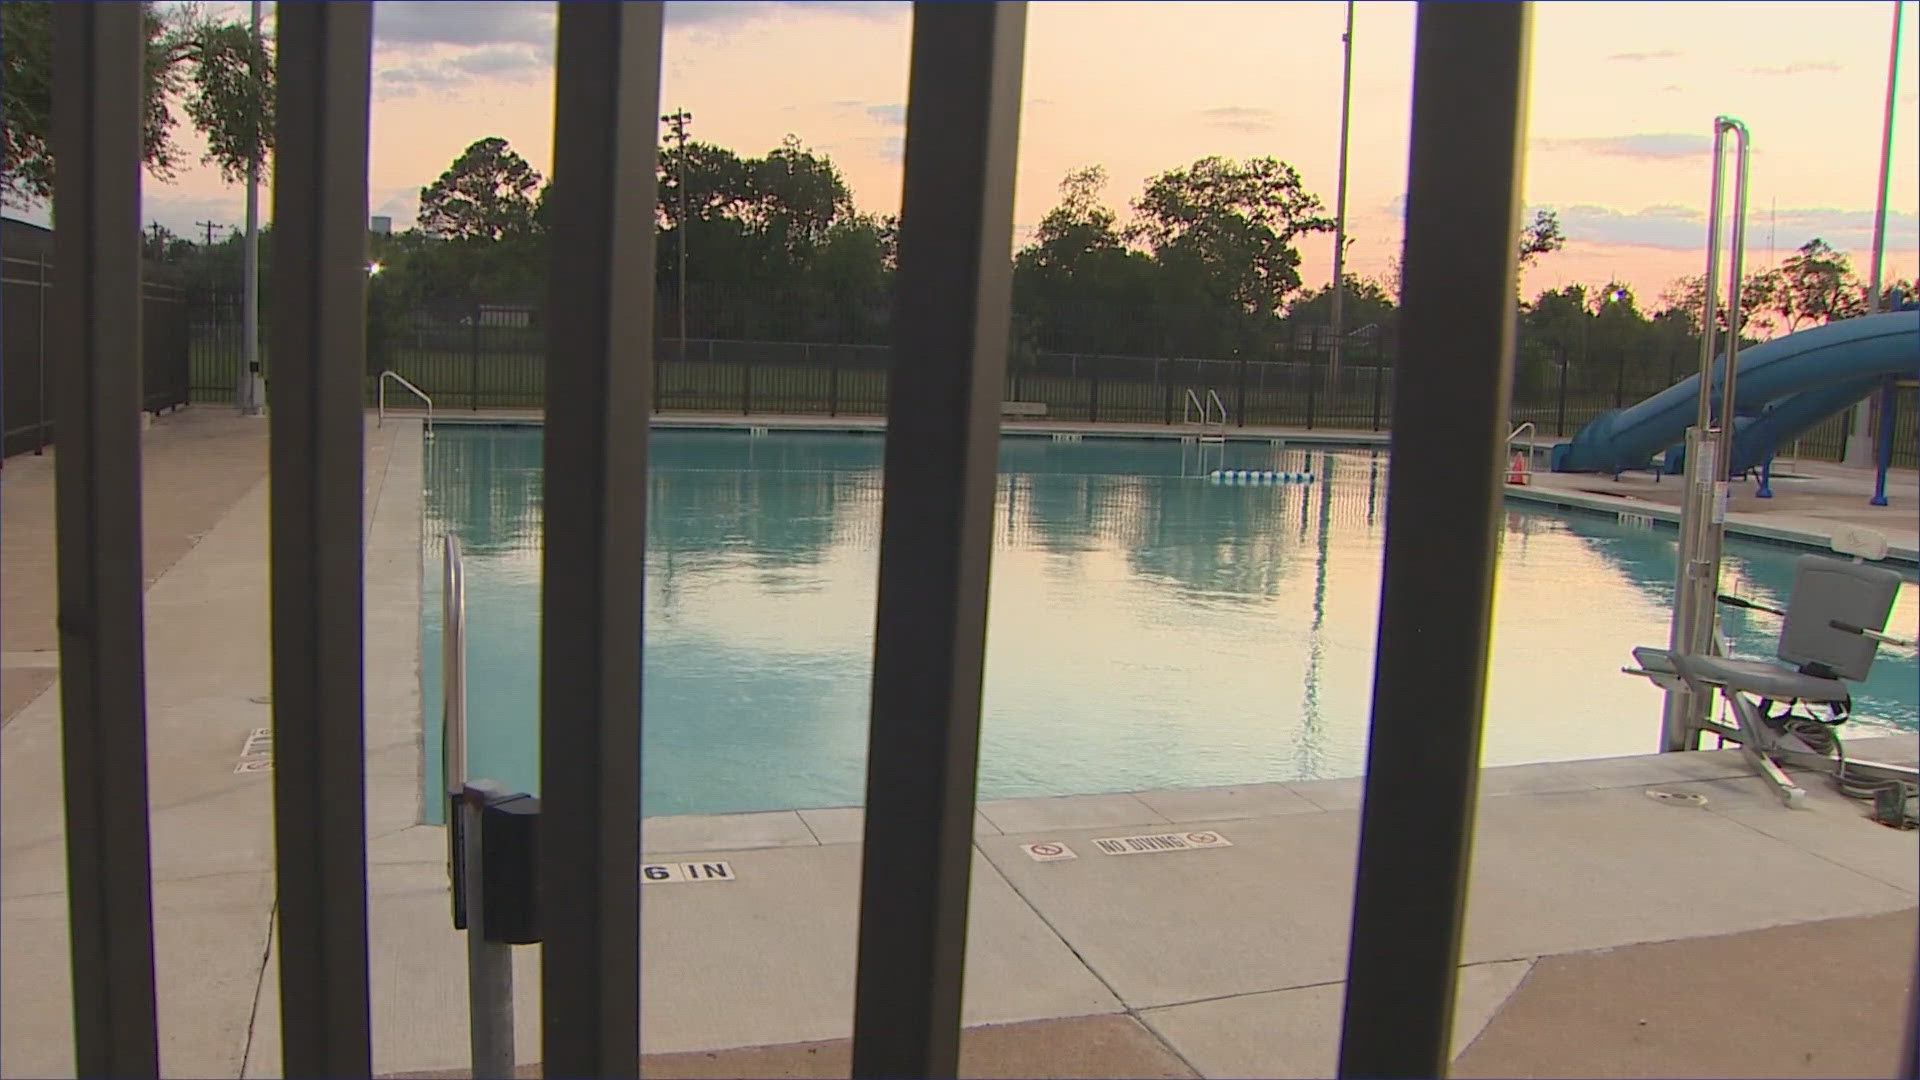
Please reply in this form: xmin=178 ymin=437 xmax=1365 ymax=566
xmin=1021 ymin=841 xmax=1077 ymax=862
xmin=1090 ymin=831 xmax=1234 ymax=856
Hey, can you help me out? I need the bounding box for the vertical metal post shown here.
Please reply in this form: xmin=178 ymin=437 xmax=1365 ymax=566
xmin=1305 ymin=339 xmax=1319 ymax=428
xmin=1660 ymin=117 xmax=1748 ymax=754
xmin=540 ymin=5 xmax=661 ymax=1077
xmin=1554 ymin=349 xmax=1567 ymax=436
xmin=470 ymin=305 xmax=483 ymax=410
xmin=36 ymin=251 xmax=49 ymax=452
xmin=240 ymin=0 xmax=263 ymax=414
xmin=851 ymin=4 xmax=1025 ymax=1077
xmin=462 ymin=785 xmax=515 ymax=1078
xmin=1849 ymin=0 xmax=1904 ymax=467
xmin=268 ymin=5 xmax=375 ymax=1075
xmin=1336 ymin=5 xmax=1530 ymax=1078
xmin=49 ymin=5 xmax=161 ymax=1074
xmin=1328 ymin=0 xmax=1355 ymax=392
xmin=1872 ymin=376 xmax=1895 ymax=506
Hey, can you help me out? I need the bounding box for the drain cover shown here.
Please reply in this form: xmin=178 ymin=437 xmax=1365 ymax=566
xmin=1644 ymin=789 xmax=1709 ymax=808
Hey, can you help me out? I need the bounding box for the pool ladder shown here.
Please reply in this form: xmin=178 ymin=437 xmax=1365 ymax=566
xmin=1505 ymin=422 xmax=1536 ymax=485
xmin=1184 ymin=388 xmax=1227 ymax=443
xmin=379 ymin=369 xmax=435 ymax=437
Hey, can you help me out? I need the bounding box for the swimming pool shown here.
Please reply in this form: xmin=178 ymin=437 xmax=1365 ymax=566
xmin=419 ymin=425 xmax=1919 ymax=819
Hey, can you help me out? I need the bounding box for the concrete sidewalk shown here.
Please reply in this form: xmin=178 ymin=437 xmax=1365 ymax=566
xmin=2 ymin=408 xmax=1914 ymax=1080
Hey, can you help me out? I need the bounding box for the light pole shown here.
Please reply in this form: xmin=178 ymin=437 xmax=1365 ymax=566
xmin=662 ymin=108 xmax=693 ymax=365
xmin=1328 ymin=0 xmax=1355 ymax=390
xmin=240 ymin=0 xmax=263 ymax=415
xmin=1846 ymin=0 xmax=1904 ymax=468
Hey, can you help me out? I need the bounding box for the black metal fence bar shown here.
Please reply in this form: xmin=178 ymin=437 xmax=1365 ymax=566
xmin=49 ymin=6 xmax=162 ymax=1075
xmin=1337 ymin=4 xmax=1530 ymax=1079
xmin=267 ymin=4 xmax=376 ymax=1075
xmin=539 ymin=4 xmax=661 ymax=1076
xmin=850 ymin=4 xmax=1026 ymax=1077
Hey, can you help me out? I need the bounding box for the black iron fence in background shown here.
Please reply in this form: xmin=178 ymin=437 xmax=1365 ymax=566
xmin=2 ymin=219 xmax=192 ymax=458
xmin=183 ymin=292 xmax=1917 ymax=467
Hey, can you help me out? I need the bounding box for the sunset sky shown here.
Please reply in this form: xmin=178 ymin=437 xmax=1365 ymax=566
xmin=68 ymin=0 xmax=1920 ymax=304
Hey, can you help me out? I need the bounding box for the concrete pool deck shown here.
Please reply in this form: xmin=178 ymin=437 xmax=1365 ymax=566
xmin=2 ymin=406 xmax=1915 ymax=1079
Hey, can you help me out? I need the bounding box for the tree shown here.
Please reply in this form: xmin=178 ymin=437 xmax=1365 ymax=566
xmin=1026 ymin=165 xmax=1124 ymax=273
xmin=1658 ymin=271 xmax=1775 ymax=338
xmin=1285 ymin=275 xmax=1397 ymax=331
xmin=1 ymin=1 xmax=274 ymax=207
xmin=1516 ymin=209 xmax=1565 ymax=269
xmin=141 ymin=222 xmax=195 ymax=263
xmin=1012 ymin=165 xmax=1162 ymax=355
xmin=1128 ymin=155 xmax=1335 ymax=317
xmin=417 ymin=137 xmax=545 ymax=241
xmin=1770 ymin=238 xmax=1866 ymax=331
xmin=744 ymin=135 xmax=854 ymax=262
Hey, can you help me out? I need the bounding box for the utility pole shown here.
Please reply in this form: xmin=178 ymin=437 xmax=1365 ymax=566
xmin=197 ymin=220 xmax=227 ymax=248
xmin=239 ymin=0 xmax=263 ymax=415
xmin=1846 ymin=0 xmax=1903 ymax=468
xmin=1328 ymin=1 xmax=1355 ymax=391
xmin=661 ymin=107 xmax=693 ymax=365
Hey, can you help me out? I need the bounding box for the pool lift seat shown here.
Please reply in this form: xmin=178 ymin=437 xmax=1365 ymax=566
xmin=1625 ymin=553 xmax=1917 ymax=816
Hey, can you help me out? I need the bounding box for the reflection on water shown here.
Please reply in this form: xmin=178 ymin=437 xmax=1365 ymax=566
xmin=421 ymin=427 xmax=1919 ymax=819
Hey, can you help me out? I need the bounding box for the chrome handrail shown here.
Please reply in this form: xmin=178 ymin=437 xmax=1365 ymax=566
xmin=1182 ymin=388 xmax=1206 ymax=426
xmin=1507 ymin=421 xmax=1536 ymax=475
xmin=379 ymin=369 xmax=435 ymax=436
xmin=1205 ymin=389 xmax=1227 ymax=428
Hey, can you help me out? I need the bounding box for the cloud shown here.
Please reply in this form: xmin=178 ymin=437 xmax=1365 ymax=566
xmin=1557 ymin=203 xmax=1919 ymax=253
xmin=373 ymin=3 xmax=557 ymax=96
xmin=375 ymin=2 xmax=555 ymax=50
xmin=1199 ymin=106 xmax=1277 ymax=133
xmin=1606 ymin=49 xmax=1680 ymax=62
xmin=1743 ymin=60 xmax=1841 ymax=76
xmin=665 ymin=1 xmax=907 ymax=28
xmin=1532 ymin=133 xmax=1710 ymax=161
xmin=370 ymin=1 xmax=907 ymax=97
xmin=865 ymin=104 xmax=906 ymax=126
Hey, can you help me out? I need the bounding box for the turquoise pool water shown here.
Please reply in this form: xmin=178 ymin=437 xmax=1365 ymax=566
xmin=420 ymin=426 xmax=1920 ymax=819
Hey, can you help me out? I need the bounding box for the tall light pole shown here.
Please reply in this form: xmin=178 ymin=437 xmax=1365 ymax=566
xmin=662 ymin=108 xmax=693 ymax=364
xmin=1328 ymin=1 xmax=1355 ymax=389
xmin=1846 ymin=0 xmax=1904 ymax=467
xmin=239 ymin=0 xmax=263 ymax=414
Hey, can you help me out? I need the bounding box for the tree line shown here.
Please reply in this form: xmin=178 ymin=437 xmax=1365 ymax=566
xmin=5 ymin=0 xmax=1907 ymax=383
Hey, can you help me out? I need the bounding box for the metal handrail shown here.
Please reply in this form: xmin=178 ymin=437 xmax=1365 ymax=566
xmin=1507 ymin=422 xmax=1536 ymax=475
xmin=379 ymin=369 xmax=435 ymax=435
xmin=1183 ymin=388 xmax=1228 ymax=431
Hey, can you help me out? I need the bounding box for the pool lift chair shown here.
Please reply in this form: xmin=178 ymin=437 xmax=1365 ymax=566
xmin=1624 ymin=543 xmax=1918 ymax=822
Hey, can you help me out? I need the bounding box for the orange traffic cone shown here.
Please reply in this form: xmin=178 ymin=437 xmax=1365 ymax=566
xmin=1506 ymin=452 xmax=1529 ymax=485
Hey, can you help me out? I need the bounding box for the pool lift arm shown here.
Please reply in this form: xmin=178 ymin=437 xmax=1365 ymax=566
xmin=1624 ymin=525 xmax=1918 ymax=821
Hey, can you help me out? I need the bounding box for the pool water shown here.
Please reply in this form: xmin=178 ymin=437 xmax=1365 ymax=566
xmin=420 ymin=426 xmax=1919 ymax=820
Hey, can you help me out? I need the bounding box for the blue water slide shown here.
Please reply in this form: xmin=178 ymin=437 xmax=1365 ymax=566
xmin=1550 ymin=309 xmax=1920 ymax=475
xmin=1661 ymin=372 xmax=1890 ymax=476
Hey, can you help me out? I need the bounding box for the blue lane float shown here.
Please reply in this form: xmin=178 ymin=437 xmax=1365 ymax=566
xmin=1207 ymin=470 xmax=1315 ymax=484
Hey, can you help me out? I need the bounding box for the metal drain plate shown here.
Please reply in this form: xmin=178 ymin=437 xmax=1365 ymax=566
xmin=1644 ymin=789 xmax=1708 ymax=808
